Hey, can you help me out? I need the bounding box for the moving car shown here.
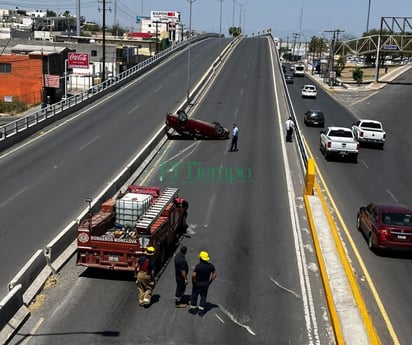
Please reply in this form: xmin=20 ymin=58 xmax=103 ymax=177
xmin=304 ymin=109 xmax=324 ymax=127
xmin=165 ymin=111 xmax=229 ymax=139
xmin=293 ymin=64 xmax=305 ymax=77
xmin=357 ymin=203 xmax=412 ymax=252
xmin=320 ymin=126 xmax=359 ymax=162
xmin=352 ymin=119 xmax=386 ymax=149
xmin=301 ymin=85 xmax=317 ymax=98
xmin=285 ymin=74 xmax=294 ymax=84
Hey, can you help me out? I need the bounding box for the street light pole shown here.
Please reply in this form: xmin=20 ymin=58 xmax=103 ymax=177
xmin=218 ymin=0 xmax=224 ymax=37
xmin=186 ymin=0 xmax=197 ymax=105
xmin=64 ymin=59 xmax=68 ymax=100
xmin=366 ymin=0 xmax=372 ymax=33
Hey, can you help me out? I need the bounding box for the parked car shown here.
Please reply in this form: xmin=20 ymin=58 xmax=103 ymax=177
xmin=301 ymin=84 xmax=317 ymax=98
xmin=304 ymin=109 xmax=325 ymax=127
xmin=285 ymin=74 xmax=294 ymax=84
xmin=357 ymin=203 xmax=412 ymax=252
xmin=165 ymin=111 xmax=229 ymax=139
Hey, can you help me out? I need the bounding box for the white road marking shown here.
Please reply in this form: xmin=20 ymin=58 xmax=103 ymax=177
xmin=270 ymin=277 xmax=301 ymax=299
xmin=215 ymin=314 xmax=225 ymax=324
xmin=78 ymin=135 xmax=100 ymax=151
xmin=269 ymin=38 xmax=320 ymax=345
xmin=360 ymin=159 xmax=369 ymax=168
xmin=0 ymin=186 xmax=29 ymax=207
xmin=128 ymin=103 xmax=141 ymax=114
xmin=240 ymin=88 xmax=244 ymax=96
xmin=204 ymin=193 xmax=216 ymax=227
xmin=386 ymin=189 xmax=399 ymax=202
xmin=20 ymin=317 xmax=44 ymax=345
xmin=218 ymin=304 xmax=256 ymax=336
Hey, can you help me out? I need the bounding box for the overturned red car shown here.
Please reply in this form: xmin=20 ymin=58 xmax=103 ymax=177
xmin=166 ymin=111 xmax=229 ymax=139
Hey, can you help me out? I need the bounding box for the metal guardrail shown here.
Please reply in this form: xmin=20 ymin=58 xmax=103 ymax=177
xmin=0 ymin=33 xmax=218 ymax=151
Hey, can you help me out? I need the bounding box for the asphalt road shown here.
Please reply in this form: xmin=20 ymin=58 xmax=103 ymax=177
xmin=287 ymin=67 xmax=412 ymax=345
xmin=9 ymin=37 xmax=334 ymax=345
xmin=0 ymin=37 xmax=232 ymax=296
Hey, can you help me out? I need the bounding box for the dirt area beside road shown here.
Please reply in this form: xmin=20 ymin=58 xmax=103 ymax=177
xmin=339 ymin=65 xmax=398 ymax=82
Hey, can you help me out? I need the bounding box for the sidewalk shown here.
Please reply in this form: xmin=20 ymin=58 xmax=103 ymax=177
xmin=308 ymin=63 xmax=412 ymax=92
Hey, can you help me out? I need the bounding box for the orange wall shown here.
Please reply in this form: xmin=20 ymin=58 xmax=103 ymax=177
xmin=0 ymin=55 xmax=43 ymax=105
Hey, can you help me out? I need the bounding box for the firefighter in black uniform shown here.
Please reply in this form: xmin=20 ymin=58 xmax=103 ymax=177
xmin=174 ymin=246 xmax=189 ymax=308
xmin=188 ymin=251 xmax=217 ymax=316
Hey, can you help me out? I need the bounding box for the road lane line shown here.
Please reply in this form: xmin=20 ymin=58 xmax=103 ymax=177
xmin=128 ymin=103 xmax=141 ymax=114
xmin=20 ymin=317 xmax=44 ymax=345
xmin=0 ymin=186 xmax=29 ymax=207
xmin=386 ymin=189 xmax=399 ymax=203
xmin=269 ymin=38 xmax=320 ymax=345
xmin=77 ymin=135 xmax=100 ymax=151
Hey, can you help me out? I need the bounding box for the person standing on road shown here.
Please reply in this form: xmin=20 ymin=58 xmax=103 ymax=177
xmin=285 ymin=117 xmax=295 ymax=142
xmin=188 ymin=251 xmax=217 ymax=316
xmin=135 ymin=246 xmax=156 ymax=307
xmin=229 ymin=123 xmax=239 ymax=151
xmin=174 ymin=246 xmax=189 ymax=308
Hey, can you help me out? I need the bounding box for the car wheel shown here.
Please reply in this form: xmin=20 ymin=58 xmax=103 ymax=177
xmin=177 ymin=110 xmax=188 ymax=123
xmin=324 ymin=151 xmax=330 ymax=161
xmin=215 ymin=126 xmax=224 ymax=136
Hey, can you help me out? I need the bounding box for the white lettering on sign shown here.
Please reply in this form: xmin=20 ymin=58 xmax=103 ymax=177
xmin=91 ymin=235 xmax=137 ymax=244
xmin=68 ymin=52 xmax=90 ymax=69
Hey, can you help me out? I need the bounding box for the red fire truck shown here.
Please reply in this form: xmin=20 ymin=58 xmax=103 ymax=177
xmin=76 ymin=185 xmax=188 ymax=272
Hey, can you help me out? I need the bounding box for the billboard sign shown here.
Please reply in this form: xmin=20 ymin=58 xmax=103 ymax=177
xmin=151 ymin=11 xmax=181 ymax=23
xmin=68 ymin=52 xmax=89 ymax=69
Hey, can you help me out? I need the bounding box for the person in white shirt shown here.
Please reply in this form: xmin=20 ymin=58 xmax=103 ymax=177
xmin=229 ymin=123 xmax=239 ymax=151
xmin=285 ymin=117 xmax=295 ymax=142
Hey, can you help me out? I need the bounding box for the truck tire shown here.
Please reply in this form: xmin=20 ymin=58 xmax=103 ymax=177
xmin=324 ymin=151 xmax=330 ymax=161
xmin=352 ymin=153 xmax=358 ymax=163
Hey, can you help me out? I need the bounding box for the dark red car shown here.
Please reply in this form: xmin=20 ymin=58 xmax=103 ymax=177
xmin=357 ymin=203 xmax=412 ymax=252
xmin=166 ymin=111 xmax=229 ymax=139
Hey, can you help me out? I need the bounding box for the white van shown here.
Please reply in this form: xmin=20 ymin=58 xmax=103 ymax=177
xmin=293 ymin=64 xmax=305 ymax=77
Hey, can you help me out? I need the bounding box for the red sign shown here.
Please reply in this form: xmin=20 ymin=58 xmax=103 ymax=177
xmin=68 ymin=52 xmax=89 ymax=69
xmin=45 ymin=74 xmax=60 ymax=88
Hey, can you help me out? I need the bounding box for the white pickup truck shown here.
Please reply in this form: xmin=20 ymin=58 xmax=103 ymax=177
xmin=320 ymin=126 xmax=359 ymax=162
xmin=352 ymin=119 xmax=386 ymax=149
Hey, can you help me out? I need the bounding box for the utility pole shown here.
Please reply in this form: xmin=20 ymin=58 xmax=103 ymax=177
xmin=292 ymin=32 xmax=299 ymax=61
xmin=324 ymin=29 xmax=344 ymax=87
xmin=218 ymin=0 xmax=224 ymax=37
xmin=98 ymin=0 xmax=112 ymax=83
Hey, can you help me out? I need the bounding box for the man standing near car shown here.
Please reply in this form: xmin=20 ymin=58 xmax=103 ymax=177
xmin=230 ymin=123 xmax=239 ymax=151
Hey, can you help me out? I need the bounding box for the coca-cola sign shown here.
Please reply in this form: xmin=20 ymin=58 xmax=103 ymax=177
xmin=68 ymin=52 xmax=89 ymax=69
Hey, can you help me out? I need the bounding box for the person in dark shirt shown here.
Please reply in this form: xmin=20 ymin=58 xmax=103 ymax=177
xmin=174 ymin=246 xmax=189 ymax=308
xmin=188 ymin=251 xmax=217 ymax=316
xmin=135 ymin=246 xmax=156 ymax=307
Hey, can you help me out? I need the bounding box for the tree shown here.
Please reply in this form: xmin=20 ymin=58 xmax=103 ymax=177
xmin=352 ymin=67 xmax=364 ymax=85
xmin=228 ymin=27 xmax=242 ymax=37
xmin=46 ymin=9 xmax=56 ymax=17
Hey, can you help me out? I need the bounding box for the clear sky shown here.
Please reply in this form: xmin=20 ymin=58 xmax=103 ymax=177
xmin=2 ymin=0 xmax=412 ymax=40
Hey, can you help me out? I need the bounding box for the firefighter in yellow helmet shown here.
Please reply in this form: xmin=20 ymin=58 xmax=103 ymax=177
xmin=188 ymin=251 xmax=217 ymax=316
xmin=135 ymin=246 xmax=156 ymax=306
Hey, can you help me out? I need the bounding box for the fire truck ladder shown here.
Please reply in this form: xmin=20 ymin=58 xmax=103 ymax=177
xmin=136 ymin=187 xmax=178 ymax=230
